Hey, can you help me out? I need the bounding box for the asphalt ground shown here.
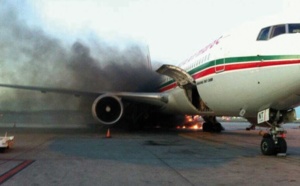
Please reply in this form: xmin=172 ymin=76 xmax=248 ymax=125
xmin=1 ymin=122 xmax=300 ymax=186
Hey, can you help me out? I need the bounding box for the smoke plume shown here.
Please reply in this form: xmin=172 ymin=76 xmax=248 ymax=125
xmin=0 ymin=1 xmax=162 ymax=111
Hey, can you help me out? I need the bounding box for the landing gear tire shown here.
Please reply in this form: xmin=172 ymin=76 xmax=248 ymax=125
xmin=261 ymin=136 xmax=287 ymax=155
xmin=202 ymin=122 xmax=212 ymax=132
xmin=213 ymin=122 xmax=224 ymax=133
xmin=261 ymin=137 xmax=276 ymax=155
xmin=276 ymin=137 xmax=287 ymax=154
xmin=202 ymin=122 xmax=223 ymax=132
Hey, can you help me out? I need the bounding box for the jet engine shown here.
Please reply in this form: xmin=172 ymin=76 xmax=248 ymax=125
xmin=92 ymin=94 xmax=124 ymax=125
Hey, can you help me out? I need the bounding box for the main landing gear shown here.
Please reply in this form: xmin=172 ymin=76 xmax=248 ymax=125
xmin=202 ymin=116 xmax=224 ymax=133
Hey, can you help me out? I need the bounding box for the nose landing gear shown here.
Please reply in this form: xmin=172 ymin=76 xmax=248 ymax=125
xmin=258 ymin=109 xmax=290 ymax=156
xmin=260 ymin=128 xmax=287 ymax=156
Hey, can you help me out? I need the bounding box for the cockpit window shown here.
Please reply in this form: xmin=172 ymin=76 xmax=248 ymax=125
xmin=258 ymin=23 xmax=300 ymax=41
xmin=288 ymin=24 xmax=300 ymax=33
xmin=270 ymin=24 xmax=286 ymax=39
xmin=257 ymin=27 xmax=270 ymax=40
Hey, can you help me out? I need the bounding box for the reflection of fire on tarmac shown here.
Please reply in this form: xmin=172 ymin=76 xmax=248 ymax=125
xmin=176 ymin=115 xmax=203 ymax=130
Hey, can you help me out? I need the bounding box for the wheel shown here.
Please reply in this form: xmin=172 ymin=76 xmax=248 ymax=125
xmin=261 ymin=137 xmax=276 ymax=155
xmin=215 ymin=123 xmax=225 ymax=132
xmin=212 ymin=122 xmax=224 ymax=133
xmin=276 ymin=137 xmax=287 ymax=154
xmin=202 ymin=122 xmax=212 ymax=132
xmin=203 ymin=122 xmax=224 ymax=132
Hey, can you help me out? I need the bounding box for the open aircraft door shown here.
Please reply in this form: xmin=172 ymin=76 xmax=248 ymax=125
xmin=156 ymin=64 xmax=196 ymax=88
xmin=157 ymin=64 xmax=213 ymax=114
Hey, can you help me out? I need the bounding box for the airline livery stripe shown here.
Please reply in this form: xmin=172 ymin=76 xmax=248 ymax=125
xmin=159 ymin=55 xmax=300 ymax=88
xmin=159 ymin=82 xmax=177 ymax=92
xmin=159 ymin=58 xmax=300 ymax=92
xmin=194 ymin=59 xmax=300 ymax=79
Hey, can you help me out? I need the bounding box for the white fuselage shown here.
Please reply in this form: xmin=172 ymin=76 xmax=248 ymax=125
xmin=159 ymin=21 xmax=300 ymax=118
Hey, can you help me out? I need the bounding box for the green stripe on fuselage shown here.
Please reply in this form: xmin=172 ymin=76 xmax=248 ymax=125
xmin=159 ymin=55 xmax=300 ymax=89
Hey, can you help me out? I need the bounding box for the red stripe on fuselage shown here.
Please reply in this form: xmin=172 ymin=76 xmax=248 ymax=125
xmin=159 ymin=82 xmax=177 ymax=92
xmin=159 ymin=59 xmax=300 ymax=92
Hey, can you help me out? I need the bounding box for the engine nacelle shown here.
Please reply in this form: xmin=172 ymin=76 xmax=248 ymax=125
xmin=92 ymin=94 xmax=124 ymax=125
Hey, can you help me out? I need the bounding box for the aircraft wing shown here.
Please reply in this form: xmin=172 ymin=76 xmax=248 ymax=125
xmin=0 ymin=83 xmax=168 ymax=107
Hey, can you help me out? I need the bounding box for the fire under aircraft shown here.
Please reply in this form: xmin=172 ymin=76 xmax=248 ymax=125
xmin=1 ymin=18 xmax=300 ymax=156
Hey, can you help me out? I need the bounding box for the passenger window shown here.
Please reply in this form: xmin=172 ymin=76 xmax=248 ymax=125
xmin=288 ymin=24 xmax=300 ymax=33
xmin=257 ymin=27 xmax=270 ymax=40
xmin=270 ymin=25 xmax=286 ymax=39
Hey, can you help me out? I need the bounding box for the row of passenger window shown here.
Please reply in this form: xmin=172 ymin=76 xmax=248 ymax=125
xmin=257 ymin=23 xmax=300 ymax=41
xmin=185 ymin=54 xmax=210 ymax=71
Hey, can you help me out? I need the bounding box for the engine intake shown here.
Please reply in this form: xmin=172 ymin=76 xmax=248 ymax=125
xmin=92 ymin=94 xmax=124 ymax=125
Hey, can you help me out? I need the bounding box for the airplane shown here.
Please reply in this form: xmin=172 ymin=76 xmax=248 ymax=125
xmin=0 ymin=18 xmax=300 ymax=156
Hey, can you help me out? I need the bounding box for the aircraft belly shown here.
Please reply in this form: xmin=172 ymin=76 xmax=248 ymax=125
xmin=197 ymin=65 xmax=300 ymax=117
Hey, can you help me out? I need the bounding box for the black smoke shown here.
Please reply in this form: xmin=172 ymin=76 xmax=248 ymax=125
xmin=0 ymin=1 xmax=162 ymax=111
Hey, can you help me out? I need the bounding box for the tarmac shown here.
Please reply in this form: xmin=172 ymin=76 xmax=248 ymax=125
xmin=1 ymin=122 xmax=300 ymax=186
